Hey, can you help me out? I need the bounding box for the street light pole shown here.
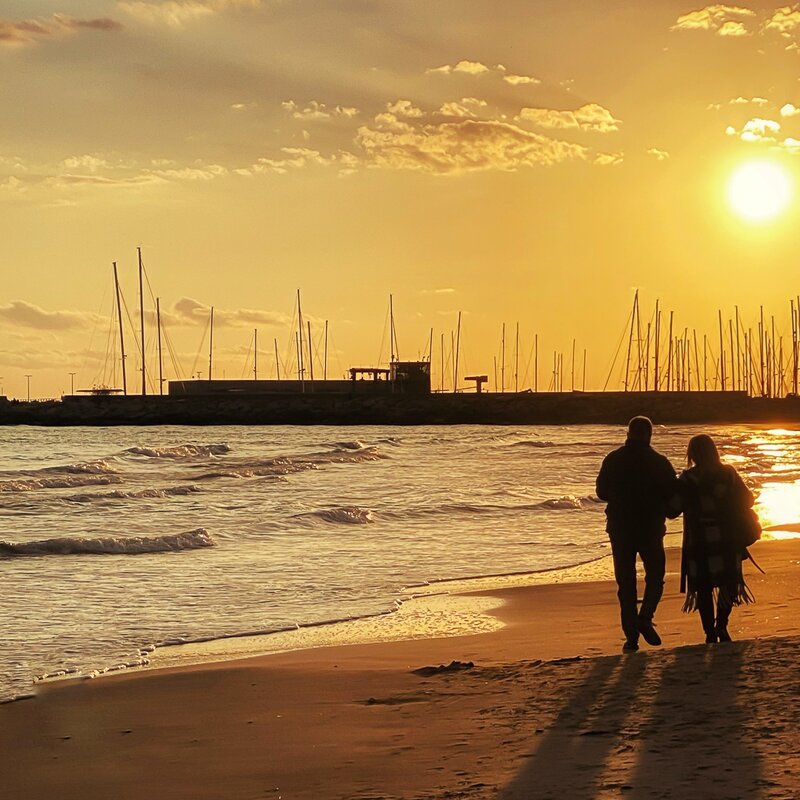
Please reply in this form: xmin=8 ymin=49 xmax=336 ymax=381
xmin=24 ymin=374 xmax=32 ymax=402
xmin=68 ymin=372 xmax=76 ymax=395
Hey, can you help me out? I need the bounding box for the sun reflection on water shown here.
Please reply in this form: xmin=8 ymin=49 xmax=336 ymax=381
xmin=755 ymin=480 xmax=800 ymax=540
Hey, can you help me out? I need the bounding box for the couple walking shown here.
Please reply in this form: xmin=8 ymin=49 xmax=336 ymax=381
xmin=596 ymin=416 xmax=758 ymax=652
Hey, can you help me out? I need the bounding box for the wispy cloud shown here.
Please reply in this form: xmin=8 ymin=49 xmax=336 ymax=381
xmin=426 ymin=60 xmax=492 ymax=76
xmin=118 ymin=0 xmax=259 ymax=27
xmin=517 ymin=103 xmax=621 ymax=134
xmin=0 ymin=301 xmax=102 ymax=331
xmin=764 ymin=6 xmax=800 ymax=36
xmin=438 ymin=98 xmax=488 ymax=118
xmin=671 ymin=5 xmax=755 ymax=36
xmin=0 ymin=13 xmax=122 ymax=46
xmin=171 ymin=297 xmax=291 ymax=328
xmin=356 ymin=118 xmax=587 ymax=174
xmin=282 ymin=100 xmax=359 ymax=121
xmin=646 ymin=148 xmax=670 ymax=160
xmin=426 ymin=61 xmax=540 ymax=86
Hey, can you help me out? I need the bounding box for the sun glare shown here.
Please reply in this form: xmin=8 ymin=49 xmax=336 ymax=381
xmin=727 ymin=160 xmax=792 ymax=222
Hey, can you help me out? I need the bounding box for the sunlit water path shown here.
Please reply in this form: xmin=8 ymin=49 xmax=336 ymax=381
xmin=1 ymin=424 xmax=799 ymax=701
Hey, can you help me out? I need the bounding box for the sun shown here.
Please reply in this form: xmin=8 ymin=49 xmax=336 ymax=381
xmin=727 ymin=160 xmax=793 ymax=222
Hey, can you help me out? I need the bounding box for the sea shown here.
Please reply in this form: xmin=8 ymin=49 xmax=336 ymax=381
xmin=2 ymin=424 xmax=799 ymax=703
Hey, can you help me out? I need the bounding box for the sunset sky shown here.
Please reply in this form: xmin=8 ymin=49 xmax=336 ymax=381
xmin=2 ymin=0 xmax=800 ymax=397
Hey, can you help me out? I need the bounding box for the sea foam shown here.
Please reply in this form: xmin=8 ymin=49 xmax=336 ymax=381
xmin=0 ymin=528 xmax=214 ymax=557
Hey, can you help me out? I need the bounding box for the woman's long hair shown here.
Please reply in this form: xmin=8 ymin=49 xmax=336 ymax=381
xmin=687 ymin=434 xmax=722 ymax=469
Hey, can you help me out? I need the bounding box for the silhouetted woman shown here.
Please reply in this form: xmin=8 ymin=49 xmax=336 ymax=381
xmin=679 ymin=434 xmax=754 ymax=643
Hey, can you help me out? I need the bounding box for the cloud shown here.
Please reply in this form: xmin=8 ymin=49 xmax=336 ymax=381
xmin=355 ymin=118 xmax=587 ymax=174
xmin=171 ymin=297 xmax=291 ymax=328
xmin=282 ymin=100 xmax=359 ymax=121
xmin=151 ymin=164 xmax=227 ymax=180
xmin=594 ymin=152 xmax=624 ymax=166
xmin=647 ymin=148 xmax=670 ymax=160
xmin=726 ymin=117 xmax=800 ymax=150
xmin=671 ymin=5 xmax=755 ymax=35
xmin=118 ymin=0 xmax=259 ymax=27
xmin=438 ymin=97 xmax=488 ymax=118
xmin=230 ymin=102 xmax=257 ymax=111
xmin=0 ymin=13 xmax=122 ymax=46
xmin=427 ymin=60 xmax=492 ymax=76
xmin=421 ymin=288 xmax=456 ymax=295
xmin=726 ymin=117 xmax=781 ymax=142
xmin=503 ymin=74 xmax=541 ymax=86
xmin=386 ymin=100 xmax=424 ymax=118
xmin=517 ymin=103 xmax=620 ymax=133
xmin=238 ymin=147 xmax=357 ymax=175
xmin=0 ymin=301 xmax=102 ymax=331
xmin=764 ymin=6 xmax=800 ymax=36
xmin=718 ymin=20 xmax=749 ymax=36
xmin=780 ymin=102 xmax=800 ymax=117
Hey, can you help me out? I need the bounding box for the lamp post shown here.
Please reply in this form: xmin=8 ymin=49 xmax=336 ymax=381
xmin=24 ymin=374 xmax=32 ymax=402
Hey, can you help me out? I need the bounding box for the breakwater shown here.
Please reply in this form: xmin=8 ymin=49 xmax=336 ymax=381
xmin=2 ymin=391 xmax=799 ymax=426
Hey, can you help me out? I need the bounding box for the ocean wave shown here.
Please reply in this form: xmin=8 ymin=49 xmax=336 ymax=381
xmin=123 ymin=444 xmax=231 ymax=459
xmin=0 ymin=528 xmax=214 ymax=557
xmin=0 ymin=475 xmax=123 ymax=493
xmin=508 ymin=440 xmax=557 ymax=448
xmin=385 ymin=495 xmax=602 ymax=520
xmin=194 ymin=446 xmax=386 ymax=481
xmin=63 ymin=485 xmax=202 ymax=503
xmin=292 ymin=506 xmax=375 ymax=525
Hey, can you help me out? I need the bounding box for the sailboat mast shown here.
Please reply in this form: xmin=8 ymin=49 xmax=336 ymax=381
xmin=138 ymin=247 xmax=146 ymax=396
xmin=666 ymin=310 xmax=674 ymax=391
xmin=297 ymin=290 xmax=305 ymax=389
xmin=324 ymin=320 xmax=329 ymax=381
xmin=113 ymin=261 xmax=127 ymax=395
xmin=208 ymin=306 xmax=214 ymax=380
xmin=515 ymin=322 xmax=520 ymax=393
xmin=389 ymin=294 xmax=395 ymax=364
xmin=624 ymin=290 xmax=638 ymax=392
xmin=254 ymin=328 xmax=258 ymax=380
xmin=654 ymin=300 xmax=660 ymax=392
xmin=534 ymin=333 xmax=538 ymax=393
xmin=156 ymin=297 xmax=164 ymax=395
xmin=274 ymin=337 xmax=280 ymax=380
xmin=307 ymin=320 xmax=314 ymax=382
xmin=501 ymin=323 xmax=505 ymax=393
xmin=453 ymin=311 xmax=462 ymax=392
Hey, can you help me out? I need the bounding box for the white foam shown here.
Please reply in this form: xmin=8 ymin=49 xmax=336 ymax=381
xmin=0 ymin=528 xmax=214 ymax=557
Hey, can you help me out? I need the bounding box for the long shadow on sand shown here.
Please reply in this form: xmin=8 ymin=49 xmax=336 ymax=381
xmin=498 ymin=654 xmax=648 ymax=800
xmin=628 ymin=642 xmax=762 ymax=799
xmin=498 ymin=643 xmax=763 ymax=799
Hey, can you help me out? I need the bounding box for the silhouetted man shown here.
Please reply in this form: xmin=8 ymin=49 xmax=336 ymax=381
xmin=596 ymin=416 xmax=679 ymax=652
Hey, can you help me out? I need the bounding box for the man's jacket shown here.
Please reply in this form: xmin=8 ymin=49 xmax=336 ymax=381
xmin=596 ymin=440 xmax=679 ymax=537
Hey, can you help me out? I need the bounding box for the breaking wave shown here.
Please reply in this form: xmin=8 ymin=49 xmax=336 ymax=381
xmin=0 ymin=475 xmax=123 ymax=493
xmin=385 ymin=495 xmax=602 ymax=520
xmin=293 ymin=506 xmax=375 ymax=525
xmin=63 ymin=485 xmax=202 ymax=503
xmin=123 ymin=444 xmax=231 ymax=459
xmin=0 ymin=528 xmax=214 ymax=557
xmin=195 ymin=446 xmax=386 ymax=480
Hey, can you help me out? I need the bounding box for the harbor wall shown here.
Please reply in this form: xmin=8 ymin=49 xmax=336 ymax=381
xmin=1 ymin=391 xmax=800 ymax=426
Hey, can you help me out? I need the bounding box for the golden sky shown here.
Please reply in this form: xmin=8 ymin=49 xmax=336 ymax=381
xmin=1 ymin=0 xmax=800 ymax=397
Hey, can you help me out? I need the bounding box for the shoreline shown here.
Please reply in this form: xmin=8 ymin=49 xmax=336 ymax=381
xmin=0 ymin=539 xmax=800 ymax=800
xmin=3 ymin=537 xmax=799 ymax=799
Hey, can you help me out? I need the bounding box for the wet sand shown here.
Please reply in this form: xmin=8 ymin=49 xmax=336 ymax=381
xmin=2 ymin=539 xmax=799 ymax=799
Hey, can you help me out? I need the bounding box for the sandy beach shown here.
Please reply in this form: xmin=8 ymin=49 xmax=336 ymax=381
xmin=2 ymin=538 xmax=799 ymax=800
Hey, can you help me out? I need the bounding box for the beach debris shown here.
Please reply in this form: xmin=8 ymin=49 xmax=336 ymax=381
xmin=411 ymin=660 xmax=474 ymax=676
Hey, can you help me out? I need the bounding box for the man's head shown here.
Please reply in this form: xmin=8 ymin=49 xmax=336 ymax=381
xmin=626 ymin=416 xmax=653 ymax=445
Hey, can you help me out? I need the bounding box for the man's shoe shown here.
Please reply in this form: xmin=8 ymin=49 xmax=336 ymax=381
xmin=715 ymin=625 xmax=732 ymax=643
xmin=638 ymin=618 xmax=662 ymax=647
xmin=622 ymin=639 xmax=639 ymax=652
xmin=705 ymin=632 xmax=717 ymax=644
